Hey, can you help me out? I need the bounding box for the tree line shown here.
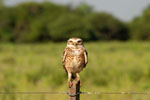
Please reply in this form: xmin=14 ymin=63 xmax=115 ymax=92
xmin=0 ymin=1 xmax=150 ymax=42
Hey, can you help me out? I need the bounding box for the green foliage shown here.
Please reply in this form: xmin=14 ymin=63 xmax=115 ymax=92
xmin=75 ymin=2 xmax=93 ymax=15
xmin=0 ymin=6 xmax=15 ymax=41
xmin=48 ymin=14 xmax=92 ymax=41
xmin=0 ymin=1 xmax=129 ymax=42
xmin=0 ymin=0 xmax=4 ymax=8
xmin=85 ymin=13 xmax=129 ymax=40
xmin=129 ymin=6 xmax=150 ymax=40
xmin=1 ymin=1 xmax=150 ymax=42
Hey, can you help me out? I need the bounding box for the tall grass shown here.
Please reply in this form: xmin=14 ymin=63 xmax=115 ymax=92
xmin=0 ymin=42 xmax=150 ymax=100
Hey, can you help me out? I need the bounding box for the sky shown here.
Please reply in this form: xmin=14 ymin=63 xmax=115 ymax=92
xmin=4 ymin=0 xmax=150 ymax=21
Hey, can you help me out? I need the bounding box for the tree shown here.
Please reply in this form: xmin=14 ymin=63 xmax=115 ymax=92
xmin=0 ymin=5 xmax=15 ymax=41
xmin=130 ymin=6 xmax=150 ymax=40
xmin=75 ymin=2 xmax=93 ymax=15
xmin=0 ymin=0 xmax=4 ymax=8
xmin=0 ymin=1 xmax=129 ymax=42
xmin=48 ymin=14 xmax=92 ymax=41
xmin=85 ymin=13 xmax=129 ymax=40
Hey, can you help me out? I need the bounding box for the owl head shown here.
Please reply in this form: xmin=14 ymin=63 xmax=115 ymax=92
xmin=67 ymin=37 xmax=84 ymax=48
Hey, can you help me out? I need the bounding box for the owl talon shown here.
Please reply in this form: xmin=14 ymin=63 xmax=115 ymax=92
xmin=68 ymin=81 xmax=73 ymax=88
xmin=74 ymin=79 xmax=81 ymax=86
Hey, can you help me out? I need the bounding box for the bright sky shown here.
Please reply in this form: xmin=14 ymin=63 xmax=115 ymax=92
xmin=4 ymin=0 xmax=150 ymax=21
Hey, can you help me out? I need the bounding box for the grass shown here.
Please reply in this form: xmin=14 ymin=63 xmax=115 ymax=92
xmin=0 ymin=42 xmax=150 ymax=100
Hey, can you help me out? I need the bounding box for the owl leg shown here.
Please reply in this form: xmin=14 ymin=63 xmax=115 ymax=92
xmin=68 ymin=72 xmax=73 ymax=88
xmin=76 ymin=73 xmax=81 ymax=86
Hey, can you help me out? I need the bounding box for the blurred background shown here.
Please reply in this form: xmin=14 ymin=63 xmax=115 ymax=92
xmin=0 ymin=0 xmax=150 ymax=100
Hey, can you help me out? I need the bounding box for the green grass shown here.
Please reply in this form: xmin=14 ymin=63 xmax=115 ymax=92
xmin=0 ymin=42 xmax=150 ymax=100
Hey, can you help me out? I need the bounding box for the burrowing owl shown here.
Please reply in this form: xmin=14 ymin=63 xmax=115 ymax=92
xmin=62 ymin=37 xmax=88 ymax=87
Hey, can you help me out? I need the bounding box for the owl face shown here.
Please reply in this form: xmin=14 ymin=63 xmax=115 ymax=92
xmin=67 ymin=37 xmax=84 ymax=48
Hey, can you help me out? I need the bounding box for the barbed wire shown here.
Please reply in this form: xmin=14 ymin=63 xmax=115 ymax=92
xmin=0 ymin=92 xmax=66 ymax=95
xmin=0 ymin=91 xmax=150 ymax=95
xmin=81 ymin=92 xmax=150 ymax=95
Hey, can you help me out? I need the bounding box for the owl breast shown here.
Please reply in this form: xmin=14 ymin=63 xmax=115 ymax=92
xmin=65 ymin=48 xmax=85 ymax=73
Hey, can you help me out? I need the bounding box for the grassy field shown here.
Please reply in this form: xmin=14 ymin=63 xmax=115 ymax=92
xmin=0 ymin=42 xmax=150 ymax=100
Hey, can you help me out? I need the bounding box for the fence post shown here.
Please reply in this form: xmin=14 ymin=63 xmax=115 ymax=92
xmin=69 ymin=80 xmax=80 ymax=100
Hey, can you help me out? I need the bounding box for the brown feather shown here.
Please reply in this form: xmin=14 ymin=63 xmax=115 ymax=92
xmin=62 ymin=48 xmax=68 ymax=73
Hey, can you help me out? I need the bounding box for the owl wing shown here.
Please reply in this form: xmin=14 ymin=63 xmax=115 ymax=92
xmin=62 ymin=48 xmax=68 ymax=73
xmin=83 ymin=49 xmax=88 ymax=67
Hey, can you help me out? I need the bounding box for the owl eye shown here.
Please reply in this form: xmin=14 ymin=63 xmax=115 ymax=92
xmin=68 ymin=41 xmax=73 ymax=44
xmin=78 ymin=40 xmax=82 ymax=44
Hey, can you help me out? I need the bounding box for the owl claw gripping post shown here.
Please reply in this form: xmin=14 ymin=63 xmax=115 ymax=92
xmin=62 ymin=37 xmax=88 ymax=88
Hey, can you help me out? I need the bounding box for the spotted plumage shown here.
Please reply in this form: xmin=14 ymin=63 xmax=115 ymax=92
xmin=62 ymin=37 xmax=88 ymax=87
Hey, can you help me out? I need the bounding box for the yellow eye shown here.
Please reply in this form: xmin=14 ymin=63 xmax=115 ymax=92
xmin=69 ymin=41 xmax=73 ymax=45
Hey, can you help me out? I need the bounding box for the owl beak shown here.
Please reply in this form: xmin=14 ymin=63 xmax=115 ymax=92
xmin=74 ymin=43 xmax=77 ymax=46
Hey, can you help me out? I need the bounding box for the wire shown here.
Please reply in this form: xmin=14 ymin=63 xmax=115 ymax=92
xmin=81 ymin=92 xmax=150 ymax=95
xmin=0 ymin=91 xmax=150 ymax=95
xmin=67 ymin=92 xmax=81 ymax=97
xmin=0 ymin=92 xmax=67 ymax=95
